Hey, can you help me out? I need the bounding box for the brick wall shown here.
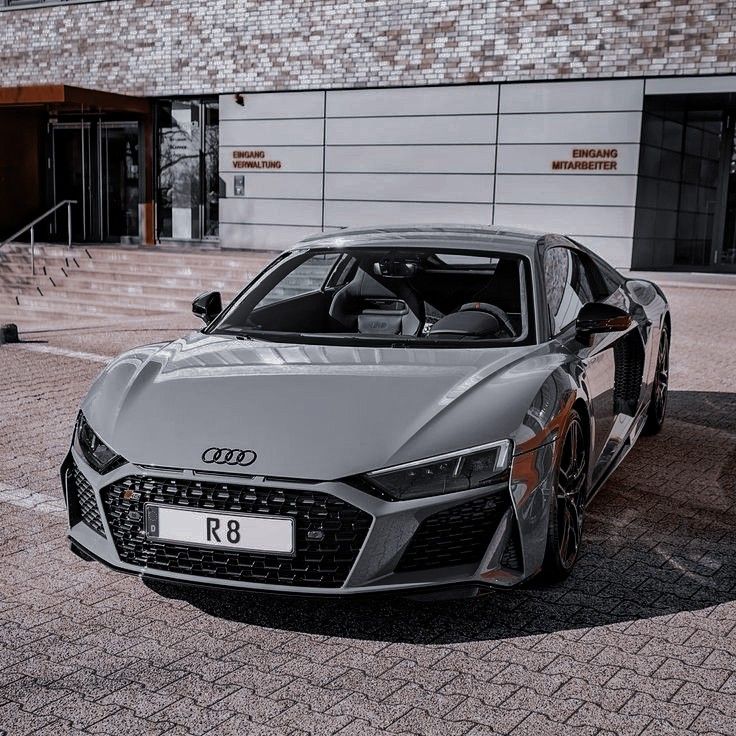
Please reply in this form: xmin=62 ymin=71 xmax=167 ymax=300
xmin=1 ymin=0 xmax=735 ymax=96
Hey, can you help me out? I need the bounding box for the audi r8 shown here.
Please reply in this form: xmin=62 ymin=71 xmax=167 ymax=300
xmin=62 ymin=225 xmax=670 ymax=596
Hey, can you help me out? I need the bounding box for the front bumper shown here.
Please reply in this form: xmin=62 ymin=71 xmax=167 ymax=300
xmin=62 ymin=440 xmax=556 ymax=597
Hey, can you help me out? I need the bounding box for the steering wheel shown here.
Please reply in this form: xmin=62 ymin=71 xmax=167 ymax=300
xmin=458 ymin=302 xmax=516 ymax=338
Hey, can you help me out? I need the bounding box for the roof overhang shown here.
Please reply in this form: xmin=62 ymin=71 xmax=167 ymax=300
xmin=0 ymin=84 xmax=150 ymax=115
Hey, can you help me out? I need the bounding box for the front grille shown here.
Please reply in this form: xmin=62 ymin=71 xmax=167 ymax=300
xmin=66 ymin=463 xmax=106 ymax=537
xmin=100 ymin=476 xmax=372 ymax=588
xmin=396 ymin=490 xmax=510 ymax=572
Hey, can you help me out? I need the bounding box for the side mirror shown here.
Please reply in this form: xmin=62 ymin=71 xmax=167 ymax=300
xmin=192 ymin=291 xmax=222 ymax=324
xmin=576 ymin=302 xmax=632 ymax=336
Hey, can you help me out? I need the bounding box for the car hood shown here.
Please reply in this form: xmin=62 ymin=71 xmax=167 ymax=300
xmin=82 ymin=332 xmax=559 ymax=480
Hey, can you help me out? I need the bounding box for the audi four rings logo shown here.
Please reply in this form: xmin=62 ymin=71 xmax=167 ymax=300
xmin=201 ymin=447 xmax=257 ymax=466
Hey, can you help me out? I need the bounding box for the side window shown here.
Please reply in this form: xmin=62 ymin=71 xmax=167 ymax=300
xmin=588 ymin=254 xmax=623 ymax=298
xmin=566 ymin=238 xmax=623 ymax=298
xmin=254 ymin=253 xmax=340 ymax=308
xmin=543 ymin=247 xmax=595 ymax=334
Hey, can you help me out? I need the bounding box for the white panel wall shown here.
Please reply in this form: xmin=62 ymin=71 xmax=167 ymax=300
xmin=495 ymin=79 xmax=644 ymax=267
xmin=323 ymin=85 xmax=497 ymax=231
xmin=219 ymin=90 xmax=325 ymax=249
xmin=326 ymin=85 xmax=499 ymax=116
xmin=326 ymin=145 xmax=493 ymax=174
xmin=217 ymin=80 xmax=645 ymax=267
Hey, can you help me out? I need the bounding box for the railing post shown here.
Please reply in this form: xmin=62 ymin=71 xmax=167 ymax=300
xmin=30 ymin=226 xmax=35 ymax=276
xmin=67 ymin=201 xmax=72 ymax=247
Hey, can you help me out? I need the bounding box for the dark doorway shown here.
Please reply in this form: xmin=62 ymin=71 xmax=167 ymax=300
xmin=48 ymin=119 xmax=141 ymax=243
xmin=100 ymin=122 xmax=140 ymax=242
xmin=633 ymin=93 xmax=736 ymax=271
xmin=50 ymin=122 xmax=92 ymax=241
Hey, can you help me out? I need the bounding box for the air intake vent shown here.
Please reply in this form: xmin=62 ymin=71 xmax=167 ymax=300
xmin=396 ymin=490 xmax=510 ymax=573
xmin=66 ymin=462 xmax=106 ymax=537
xmin=499 ymin=519 xmax=523 ymax=571
xmin=614 ymin=331 xmax=645 ymax=415
xmin=101 ymin=476 xmax=372 ymax=588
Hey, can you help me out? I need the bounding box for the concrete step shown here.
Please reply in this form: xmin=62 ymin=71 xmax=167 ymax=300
xmin=80 ymin=247 xmax=274 ymax=268
xmin=6 ymin=243 xmax=273 ymax=269
xmin=3 ymin=243 xmax=273 ymax=272
xmin=41 ymin=278 xmax=242 ymax=301
xmin=3 ymin=255 xmax=252 ymax=281
xmin=7 ymin=301 xmax=171 ymax=320
xmin=51 ymin=264 xmax=255 ymax=288
xmin=13 ymin=291 xmax=191 ymax=316
xmin=1 ymin=248 xmax=92 ymax=267
xmin=0 ymin=306 xmax=119 ymax=331
xmin=0 ymin=243 xmax=279 ymax=330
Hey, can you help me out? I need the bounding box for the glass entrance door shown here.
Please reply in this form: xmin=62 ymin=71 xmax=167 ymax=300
xmin=50 ymin=120 xmax=142 ymax=243
xmin=51 ymin=122 xmax=93 ymax=241
xmin=100 ymin=122 xmax=140 ymax=242
xmin=156 ymin=99 xmax=219 ymax=241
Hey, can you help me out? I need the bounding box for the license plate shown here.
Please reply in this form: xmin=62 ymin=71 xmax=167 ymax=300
xmin=144 ymin=504 xmax=294 ymax=555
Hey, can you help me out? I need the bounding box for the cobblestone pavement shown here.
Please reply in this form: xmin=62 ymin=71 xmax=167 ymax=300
xmin=1 ymin=286 xmax=735 ymax=736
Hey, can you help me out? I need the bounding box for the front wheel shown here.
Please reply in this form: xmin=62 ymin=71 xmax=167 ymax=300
xmin=643 ymin=326 xmax=670 ymax=435
xmin=541 ymin=410 xmax=588 ymax=582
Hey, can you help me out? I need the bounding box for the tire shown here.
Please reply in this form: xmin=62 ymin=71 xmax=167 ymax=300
xmin=643 ymin=326 xmax=670 ymax=436
xmin=541 ymin=410 xmax=588 ymax=582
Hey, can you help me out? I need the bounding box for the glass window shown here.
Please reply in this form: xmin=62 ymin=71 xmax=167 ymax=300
xmin=213 ymin=247 xmax=535 ymax=347
xmin=156 ymin=99 xmax=219 ymax=241
xmin=544 ymin=247 xmax=594 ymax=334
xmin=255 ymin=253 xmax=340 ymax=308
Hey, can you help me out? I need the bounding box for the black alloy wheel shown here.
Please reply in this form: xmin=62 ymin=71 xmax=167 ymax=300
xmin=644 ymin=327 xmax=670 ymax=435
xmin=542 ymin=410 xmax=588 ymax=581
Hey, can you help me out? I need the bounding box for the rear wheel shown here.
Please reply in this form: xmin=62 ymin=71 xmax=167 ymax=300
xmin=542 ymin=410 xmax=588 ymax=582
xmin=643 ymin=326 xmax=670 ymax=435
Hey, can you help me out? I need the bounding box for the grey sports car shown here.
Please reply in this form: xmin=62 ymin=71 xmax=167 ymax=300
xmin=62 ymin=225 xmax=670 ymax=597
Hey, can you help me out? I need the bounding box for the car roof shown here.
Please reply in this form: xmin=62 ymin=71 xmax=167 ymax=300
xmin=297 ymin=223 xmax=572 ymax=255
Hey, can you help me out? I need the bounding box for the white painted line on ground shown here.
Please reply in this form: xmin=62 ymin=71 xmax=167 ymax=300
xmin=8 ymin=343 xmax=113 ymax=363
xmin=0 ymin=483 xmax=65 ymax=514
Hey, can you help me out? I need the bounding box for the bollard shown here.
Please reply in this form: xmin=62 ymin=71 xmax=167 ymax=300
xmin=0 ymin=323 xmax=19 ymax=344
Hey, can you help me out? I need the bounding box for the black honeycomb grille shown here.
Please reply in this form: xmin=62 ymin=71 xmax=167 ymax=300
xmin=67 ymin=463 xmax=106 ymax=537
xmin=500 ymin=519 xmax=523 ymax=571
xmin=397 ymin=490 xmax=510 ymax=572
xmin=614 ymin=331 xmax=645 ymax=415
xmin=100 ymin=476 xmax=372 ymax=588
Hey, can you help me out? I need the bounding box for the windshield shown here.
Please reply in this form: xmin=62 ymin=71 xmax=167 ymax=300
xmin=210 ymin=246 xmax=536 ymax=347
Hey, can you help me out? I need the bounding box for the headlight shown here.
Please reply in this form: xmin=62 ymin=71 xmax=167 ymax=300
xmin=364 ymin=440 xmax=511 ymax=501
xmin=74 ymin=413 xmax=126 ymax=474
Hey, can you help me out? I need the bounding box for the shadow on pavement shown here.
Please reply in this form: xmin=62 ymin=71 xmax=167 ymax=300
xmin=146 ymin=390 xmax=736 ymax=644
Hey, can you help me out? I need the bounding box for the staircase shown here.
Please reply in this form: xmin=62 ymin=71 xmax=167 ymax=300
xmin=0 ymin=243 xmax=275 ymax=334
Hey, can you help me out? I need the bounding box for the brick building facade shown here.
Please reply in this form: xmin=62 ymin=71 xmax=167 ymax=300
xmin=2 ymin=0 xmax=736 ymax=95
xmin=2 ymin=0 xmax=736 ymax=270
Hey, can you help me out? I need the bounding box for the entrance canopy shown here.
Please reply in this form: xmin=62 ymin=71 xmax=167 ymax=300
xmin=0 ymin=84 xmax=153 ymax=244
xmin=0 ymin=84 xmax=149 ymax=114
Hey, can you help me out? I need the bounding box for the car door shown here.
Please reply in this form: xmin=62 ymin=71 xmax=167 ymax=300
xmin=543 ymin=246 xmax=625 ymax=482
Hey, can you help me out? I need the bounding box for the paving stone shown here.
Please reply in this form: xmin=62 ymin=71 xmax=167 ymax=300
xmin=327 ymin=692 xmax=411 ymax=729
xmin=1 ymin=286 xmax=736 ymax=736
xmin=390 ymin=706 xmax=475 ymax=735
xmin=213 ymin=688 xmax=292 ymax=723
xmin=268 ymin=704 xmax=354 ymax=735
xmin=36 ymin=692 xmax=121 ymax=729
xmin=0 ymin=701 xmax=56 ymax=735
xmin=147 ymin=696 xmax=230 ymax=735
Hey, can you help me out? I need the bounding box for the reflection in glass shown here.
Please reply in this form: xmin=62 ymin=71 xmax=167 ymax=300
xmin=156 ymin=99 xmax=219 ymax=241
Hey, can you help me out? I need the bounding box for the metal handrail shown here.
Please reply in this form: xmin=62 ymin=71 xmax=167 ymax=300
xmin=0 ymin=200 xmax=77 ymax=275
